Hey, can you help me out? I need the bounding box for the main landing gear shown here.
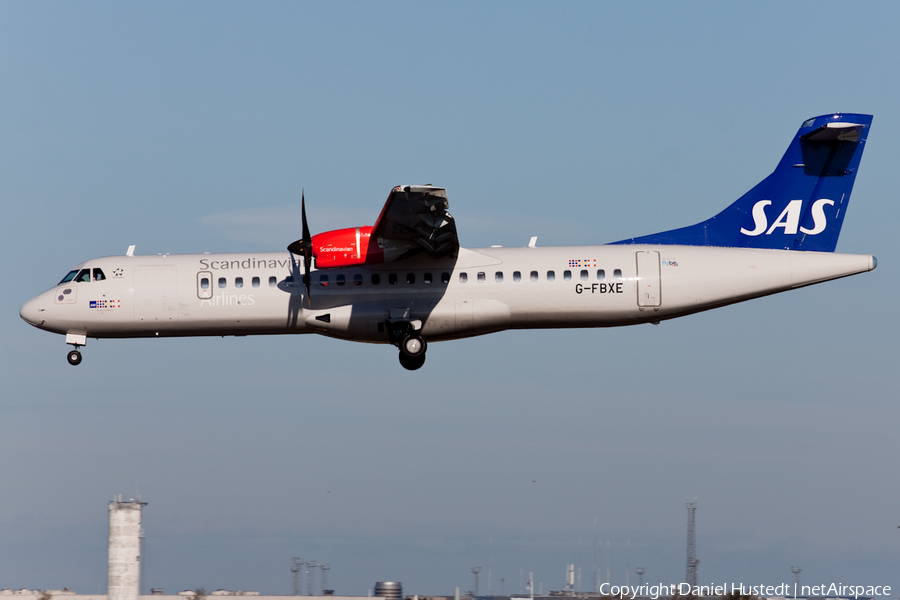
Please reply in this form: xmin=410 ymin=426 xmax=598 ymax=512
xmin=388 ymin=320 xmax=427 ymax=371
xmin=398 ymin=333 xmax=427 ymax=371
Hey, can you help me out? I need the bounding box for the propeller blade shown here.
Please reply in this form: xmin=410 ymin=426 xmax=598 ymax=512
xmin=286 ymin=189 xmax=314 ymax=304
xmin=301 ymin=190 xmax=313 ymax=302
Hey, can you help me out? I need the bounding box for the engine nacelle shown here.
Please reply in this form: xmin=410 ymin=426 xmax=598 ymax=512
xmin=311 ymin=226 xmax=384 ymax=268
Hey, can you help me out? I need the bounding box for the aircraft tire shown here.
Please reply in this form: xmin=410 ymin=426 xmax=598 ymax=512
xmin=67 ymin=350 xmax=82 ymax=366
xmin=399 ymin=351 xmax=426 ymax=371
xmin=399 ymin=334 xmax=427 ymax=358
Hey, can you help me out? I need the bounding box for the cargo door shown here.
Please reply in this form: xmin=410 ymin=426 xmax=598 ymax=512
xmin=635 ymin=251 xmax=661 ymax=309
xmin=134 ymin=266 xmax=179 ymax=322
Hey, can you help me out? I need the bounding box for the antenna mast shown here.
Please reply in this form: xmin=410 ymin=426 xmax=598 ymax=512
xmin=306 ymin=561 xmax=318 ymax=596
xmin=685 ymin=499 xmax=699 ymax=588
xmin=291 ymin=558 xmax=304 ymax=596
xmin=321 ymin=564 xmax=330 ymax=595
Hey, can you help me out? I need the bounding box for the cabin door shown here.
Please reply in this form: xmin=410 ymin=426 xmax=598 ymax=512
xmin=635 ymin=251 xmax=661 ymax=309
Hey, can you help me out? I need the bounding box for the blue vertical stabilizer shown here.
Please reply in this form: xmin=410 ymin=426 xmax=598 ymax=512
xmin=612 ymin=113 xmax=872 ymax=252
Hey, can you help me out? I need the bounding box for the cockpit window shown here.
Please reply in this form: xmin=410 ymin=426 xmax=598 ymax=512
xmin=59 ymin=270 xmax=79 ymax=284
xmin=93 ymin=268 xmax=106 ymax=281
xmin=75 ymin=269 xmax=91 ymax=283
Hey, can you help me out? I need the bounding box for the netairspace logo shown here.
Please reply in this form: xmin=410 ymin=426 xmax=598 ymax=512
xmin=597 ymin=583 xmax=891 ymax=599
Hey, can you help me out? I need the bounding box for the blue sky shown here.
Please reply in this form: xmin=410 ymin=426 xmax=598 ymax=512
xmin=2 ymin=1 xmax=899 ymax=595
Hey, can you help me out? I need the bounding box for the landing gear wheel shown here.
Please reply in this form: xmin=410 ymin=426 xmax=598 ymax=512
xmin=399 ymin=351 xmax=426 ymax=371
xmin=400 ymin=334 xmax=427 ymax=358
xmin=67 ymin=350 xmax=83 ymax=366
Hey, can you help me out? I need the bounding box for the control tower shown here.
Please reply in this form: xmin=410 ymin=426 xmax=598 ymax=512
xmin=108 ymin=495 xmax=147 ymax=600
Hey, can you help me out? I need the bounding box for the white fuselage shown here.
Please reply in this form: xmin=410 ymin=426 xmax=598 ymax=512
xmin=20 ymin=244 xmax=875 ymax=346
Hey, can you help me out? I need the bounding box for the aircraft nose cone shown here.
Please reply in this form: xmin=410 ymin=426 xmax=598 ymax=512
xmin=20 ymin=297 xmax=46 ymax=327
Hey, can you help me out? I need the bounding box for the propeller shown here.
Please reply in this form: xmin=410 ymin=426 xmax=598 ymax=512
xmin=287 ymin=190 xmax=313 ymax=303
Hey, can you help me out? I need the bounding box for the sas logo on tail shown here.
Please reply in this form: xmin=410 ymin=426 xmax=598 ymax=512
xmin=740 ymin=199 xmax=834 ymax=237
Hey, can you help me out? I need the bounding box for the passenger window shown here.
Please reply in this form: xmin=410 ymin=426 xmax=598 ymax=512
xmin=424 ymin=272 xmax=432 ymax=284
xmin=513 ymin=271 xmax=521 ymax=282
xmin=353 ymin=274 xmax=363 ymax=286
xmin=319 ymin=274 xmax=329 ymax=287
xmin=495 ymin=272 xmax=503 ymax=283
xmin=530 ymin=271 xmax=538 ymax=282
xmin=200 ymin=277 xmax=210 ymax=290
xmin=252 ymin=276 xmax=260 ymax=288
xmin=269 ymin=276 xmax=277 ymax=287
xmin=286 ymin=275 xmax=294 ymax=286
xmin=580 ymin=270 xmax=588 ymax=281
xmin=336 ymin=274 xmax=346 ymax=286
xmin=59 ymin=270 xmax=79 ymax=284
xmin=372 ymin=274 xmax=381 ymax=285
xmin=93 ymin=268 xmax=106 ymax=281
xmin=406 ymin=273 xmax=415 ymax=284
xmin=76 ymin=269 xmax=91 ymax=283
xmin=218 ymin=277 xmax=227 ymax=288
xmin=547 ymin=270 xmax=555 ymax=282
xmin=441 ymin=272 xmax=450 ymax=284
xmin=597 ymin=269 xmax=606 ymax=280
xmin=389 ymin=273 xmax=398 ymax=285
xmin=563 ymin=270 xmax=572 ymax=281
xmin=477 ymin=272 xmax=486 ymax=283
xmin=459 ymin=272 xmax=468 ymax=283
xmin=235 ymin=277 xmax=243 ymax=288
xmin=614 ymin=269 xmax=623 ymax=280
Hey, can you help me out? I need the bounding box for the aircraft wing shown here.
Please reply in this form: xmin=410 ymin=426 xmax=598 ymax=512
xmin=371 ymin=185 xmax=459 ymax=262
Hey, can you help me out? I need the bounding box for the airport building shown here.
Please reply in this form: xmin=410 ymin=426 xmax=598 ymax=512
xmin=1 ymin=497 xmax=875 ymax=600
xmin=0 ymin=497 xmax=385 ymax=600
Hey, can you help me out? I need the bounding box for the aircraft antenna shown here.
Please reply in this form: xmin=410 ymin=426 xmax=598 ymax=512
xmin=685 ymin=499 xmax=699 ymax=588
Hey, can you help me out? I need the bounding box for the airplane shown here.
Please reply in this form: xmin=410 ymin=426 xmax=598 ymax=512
xmin=20 ymin=113 xmax=876 ymax=370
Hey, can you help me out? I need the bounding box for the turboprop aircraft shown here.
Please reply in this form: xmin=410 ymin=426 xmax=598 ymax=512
xmin=20 ymin=113 xmax=876 ymax=370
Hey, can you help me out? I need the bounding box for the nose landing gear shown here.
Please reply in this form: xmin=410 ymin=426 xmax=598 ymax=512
xmin=64 ymin=333 xmax=87 ymax=366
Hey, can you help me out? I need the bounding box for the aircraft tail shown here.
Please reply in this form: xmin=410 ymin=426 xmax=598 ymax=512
xmin=612 ymin=113 xmax=872 ymax=252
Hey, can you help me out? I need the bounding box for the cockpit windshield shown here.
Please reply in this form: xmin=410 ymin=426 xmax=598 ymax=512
xmin=59 ymin=270 xmax=79 ymax=285
xmin=58 ymin=267 xmax=107 ymax=285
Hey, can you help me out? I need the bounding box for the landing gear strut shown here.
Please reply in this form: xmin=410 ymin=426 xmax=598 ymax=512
xmin=388 ymin=320 xmax=427 ymax=371
xmin=67 ymin=349 xmax=83 ymax=366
